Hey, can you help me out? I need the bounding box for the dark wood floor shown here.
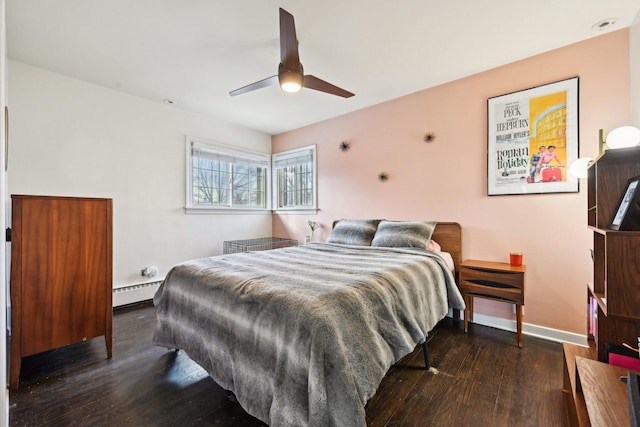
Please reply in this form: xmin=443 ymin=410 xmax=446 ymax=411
xmin=10 ymin=302 xmax=568 ymax=426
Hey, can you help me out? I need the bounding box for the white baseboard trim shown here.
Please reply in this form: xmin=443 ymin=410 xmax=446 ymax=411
xmin=464 ymin=311 xmax=588 ymax=347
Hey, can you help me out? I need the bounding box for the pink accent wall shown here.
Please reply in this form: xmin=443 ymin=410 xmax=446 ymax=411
xmin=272 ymin=30 xmax=631 ymax=335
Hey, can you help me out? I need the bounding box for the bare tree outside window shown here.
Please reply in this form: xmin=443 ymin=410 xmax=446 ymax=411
xmin=233 ymin=164 xmax=265 ymax=206
xmin=192 ymin=157 xmax=231 ymax=205
xmin=189 ymin=143 xmax=267 ymax=209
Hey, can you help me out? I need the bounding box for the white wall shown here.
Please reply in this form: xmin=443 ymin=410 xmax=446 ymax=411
xmin=0 ymin=0 xmax=8 ymax=424
xmin=632 ymin=10 xmax=640 ymax=125
xmin=8 ymin=60 xmax=273 ymax=290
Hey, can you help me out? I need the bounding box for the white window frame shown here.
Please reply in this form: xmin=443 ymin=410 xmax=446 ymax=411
xmin=272 ymin=145 xmax=317 ymax=214
xmin=185 ymin=136 xmax=271 ymax=214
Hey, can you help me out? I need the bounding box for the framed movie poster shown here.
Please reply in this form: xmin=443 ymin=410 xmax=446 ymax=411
xmin=487 ymin=77 xmax=579 ymax=195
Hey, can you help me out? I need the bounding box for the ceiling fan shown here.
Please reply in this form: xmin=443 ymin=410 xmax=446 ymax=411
xmin=229 ymin=8 xmax=355 ymax=98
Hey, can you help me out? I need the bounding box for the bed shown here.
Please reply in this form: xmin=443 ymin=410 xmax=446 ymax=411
xmin=153 ymin=220 xmax=465 ymax=427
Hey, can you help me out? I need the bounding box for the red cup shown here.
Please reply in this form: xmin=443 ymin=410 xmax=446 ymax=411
xmin=510 ymin=253 xmax=523 ymax=266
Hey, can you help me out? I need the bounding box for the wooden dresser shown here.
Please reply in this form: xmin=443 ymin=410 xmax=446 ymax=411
xmin=10 ymin=195 xmax=113 ymax=388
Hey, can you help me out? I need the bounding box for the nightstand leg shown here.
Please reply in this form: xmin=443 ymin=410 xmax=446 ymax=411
xmin=464 ymin=296 xmax=472 ymax=333
xmin=516 ymin=304 xmax=523 ymax=348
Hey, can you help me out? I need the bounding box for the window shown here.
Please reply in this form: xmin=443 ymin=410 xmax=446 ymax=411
xmin=272 ymin=145 xmax=317 ymax=212
xmin=186 ymin=137 xmax=270 ymax=212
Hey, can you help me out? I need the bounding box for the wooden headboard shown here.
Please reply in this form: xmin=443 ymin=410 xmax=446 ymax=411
xmin=431 ymin=222 xmax=462 ymax=276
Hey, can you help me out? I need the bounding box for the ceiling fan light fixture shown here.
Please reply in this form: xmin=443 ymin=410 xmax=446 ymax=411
xmin=279 ymin=68 xmax=303 ymax=93
xmin=281 ymin=81 xmax=302 ymax=93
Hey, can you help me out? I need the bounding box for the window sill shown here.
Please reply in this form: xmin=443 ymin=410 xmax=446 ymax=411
xmin=184 ymin=207 xmax=318 ymax=215
xmin=273 ymin=208 xmax=319 ymax=215
xmin=184 ymin=206 xmax=271 ymax=215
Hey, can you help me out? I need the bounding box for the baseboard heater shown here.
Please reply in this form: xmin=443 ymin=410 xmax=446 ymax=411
xmin=113 ymin=281 xmax=162 ymax=307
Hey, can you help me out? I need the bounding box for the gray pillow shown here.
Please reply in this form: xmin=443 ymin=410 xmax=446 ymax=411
xmin=371 ymin=220 xmax=437 ymax=249
xmin=325 ymin=219 xmax=381 ymax=246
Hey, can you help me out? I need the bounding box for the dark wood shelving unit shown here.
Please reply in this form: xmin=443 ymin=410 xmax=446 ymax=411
xmin=586 ymin=146 xmax=640 ymax=361
xmin=563 ymin=146 xmax=640 ymax=426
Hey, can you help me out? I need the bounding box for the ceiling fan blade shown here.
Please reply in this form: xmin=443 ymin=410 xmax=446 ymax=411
xmin=229 ymin=75 xmax=279 ymax=96
xmin=303 ymin=75 xmax=355 ymax=98
xmin=280 ymin=8 xmax=301 ymax=71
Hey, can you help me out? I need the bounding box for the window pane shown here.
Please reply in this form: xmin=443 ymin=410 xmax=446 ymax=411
xmin=188 ymin=140 xmax=269 ymax=210
xmin=230 ymin=164 xmax=266 ymax=207
xmin=192 ymin=157 xmax=232 ymax=205
xmin=274 ymin=153 xmax=315 ymax=208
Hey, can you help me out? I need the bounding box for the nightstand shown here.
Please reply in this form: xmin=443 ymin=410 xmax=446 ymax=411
xmin=460 ymin=259 xmax=526 ymax=347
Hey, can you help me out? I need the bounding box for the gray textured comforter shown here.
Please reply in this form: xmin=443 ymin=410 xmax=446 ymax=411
xmin=153 ymin=242 xmax=465 ymax=427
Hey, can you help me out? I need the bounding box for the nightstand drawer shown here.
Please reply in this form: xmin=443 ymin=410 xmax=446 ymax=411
xmin=461 ymin=279 xmax=524 ymax=304
xmin=460 ymin=267 xmax=524 ymax=289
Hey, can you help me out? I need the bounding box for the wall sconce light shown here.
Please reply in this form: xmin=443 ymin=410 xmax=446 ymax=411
xmin=569 ymin=157 xmax=593 ymax=179
xmin=599 ymin=126 xmax=640 ymax=152
xmin=571 ymin=126 xmax=640 ymax=179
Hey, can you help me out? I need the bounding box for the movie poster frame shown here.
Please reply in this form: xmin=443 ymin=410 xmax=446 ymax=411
xmin=487 ymin=77 xmax=579 ymax=196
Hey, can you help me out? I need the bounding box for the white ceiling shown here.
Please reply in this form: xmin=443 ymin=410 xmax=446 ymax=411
xmin=7 ymin=1 xmax=640 ymax=135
